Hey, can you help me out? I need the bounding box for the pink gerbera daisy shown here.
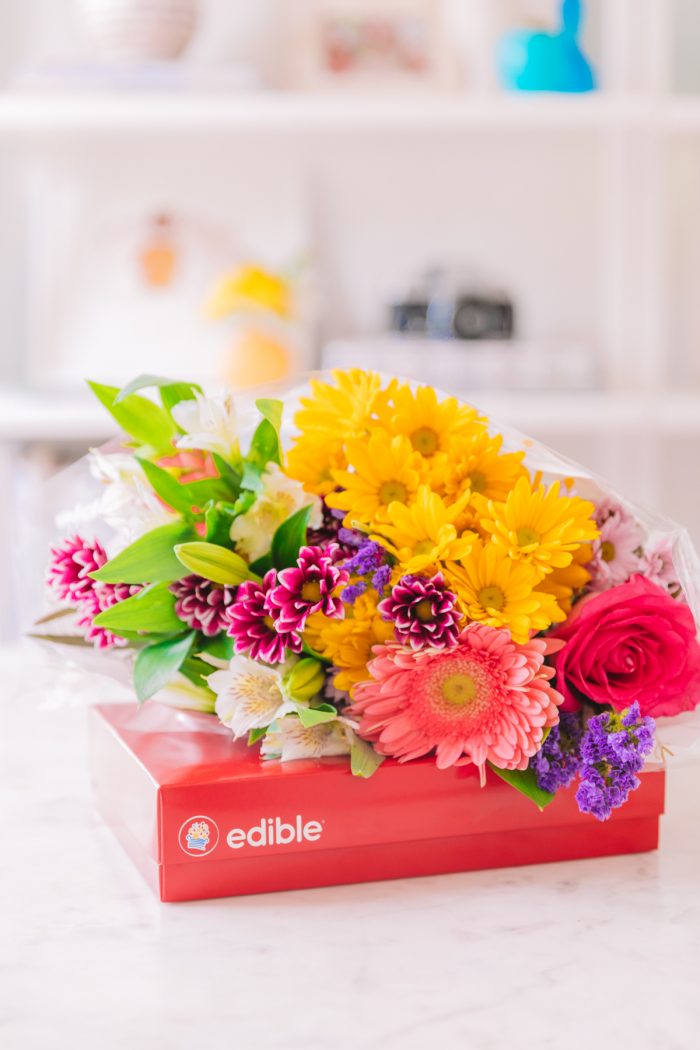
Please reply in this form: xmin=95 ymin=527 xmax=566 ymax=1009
xmin=350 ymin=624 xmax=564 ymax=773
xmin=267 ymin=544 xmax=349 ymax=634
xmin=226 ymin=570 xmax=303 ymax=663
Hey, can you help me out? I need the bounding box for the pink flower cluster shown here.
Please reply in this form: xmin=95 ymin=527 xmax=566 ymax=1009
xmin=47 ymin=535 xmax=140 ymax=649
xmin=226 ymin=545 xmax=348 ymax=664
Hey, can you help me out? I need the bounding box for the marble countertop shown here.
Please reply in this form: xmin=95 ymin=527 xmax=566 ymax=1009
xmin=2 ymin=645 xmax=700 ymax=1050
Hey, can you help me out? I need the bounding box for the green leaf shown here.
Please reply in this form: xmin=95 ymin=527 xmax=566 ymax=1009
xmin=211 ymin=453 xmax=242 ymax=495
xmin=271 ymin=504 xmax=313 ymax=570
xmin=138 ymin=460 xmax=201 ymax=516
xmin=488 ymin=764 xmax=555 ymax=811
xmin=249 ymin=552 xmax=274 ymax=576
xmin=133 ymin=631 xmax=196 ymax=703
xmin=297 ymin=704 xmax=338 ymax=728
xmin=93 ymin=583 xmax=184 ymax=633
xmin=180 ymin=655 xmax=216 ymax=688
xmin=248 ymin=726 xmax=269 ymax=746
xmin=114 ymin=374 xmax=202 ymax=405
xmin=256 ymin=397 xmax=283 ymax=435
xmin=174 ymin=541 xmax=254 ymax=586
xmin=350 ymin=735 xmax=385 ymax=778
xmin=90 ymin=522 xmax=194 ymax=584
xmin=87 ymin=381 xmax=177 ymax=448
xmin=198 ymin=632 xmax=235 ymax=662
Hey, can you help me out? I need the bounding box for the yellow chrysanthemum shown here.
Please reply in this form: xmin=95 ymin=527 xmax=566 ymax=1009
xmin=441 ymin=430 xmax=529 ymax=502
xmin=536 ymin=542 xmax=593 ymax=614
xmin=284 ymin=437 xmax=347 ymax=497
xmin=294 ymin=369 xmax=389 ymax=444
xmin=371 ymin=485 xmax=477 ymax=575
xmin=305 ymin=593 xmax=394 ymax=696
xmin=447 ymin=541 xmax=566 ymax=644
xmin=326 ymin=432 xmax=425 ymax=527
xmin=479 ymin=477 xmax=598 ymax=577
xmin=374 ymin=382 xmax=485 ymax=459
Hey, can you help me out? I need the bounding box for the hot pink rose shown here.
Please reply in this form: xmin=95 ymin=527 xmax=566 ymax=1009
xmin=551 ymin=574 xmax=700 ymax=718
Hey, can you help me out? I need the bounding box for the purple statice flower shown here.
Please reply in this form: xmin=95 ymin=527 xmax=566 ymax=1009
xmin=267 ymin=544 xmax=349 ymax=634
xmin=47 ymin=535 xmax=108 ymax=603
xmin=378 ymin=572 xmax=461 ymax=651
xmin=372 ymin=563 xmax=392 ymax=595
xmin=341 ymin=580 xmax=368 ymax=603
xmin=575 ymin=702 xmax=655 ymax=821
xmin=307 ymin=500 xmax=359 ymax=555
xmin=226 ymin=570 xmax=302 ymax=663
xmin=170 ymin=575 xmax=237 ymax=637
xmin=530 ymin=711 xmax=584 ymax=793
xmin=340 ymin=539 xmax=392 ymax=604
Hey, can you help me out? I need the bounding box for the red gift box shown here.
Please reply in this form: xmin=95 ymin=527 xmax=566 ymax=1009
xmin=89 ymin=702 xmax=666 ymax=902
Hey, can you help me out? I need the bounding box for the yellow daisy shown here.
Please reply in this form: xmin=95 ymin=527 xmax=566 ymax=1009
xmin=294 ymin=368 xmax=389 ymax=444
xmin=375 ymin=382 xmax=485 ymax=459
xmin=284 ymin=436 xmax=347 ymax=498
xmin=536 ymin=542 xmax=593 ymax=614
xmin=479 ymin=477 xmax=598 ymax=577
xmin=371 ymin=485 xmax=477 ymax=575
xmin=441 ymin=430 xmax=529 ymax=502
xmin=305 ymin=593 xmax=394 ymax=696
xmin=447 ymin=541 xmax=566 ymax=644
xmin=326 ymin=432 xmax=425 ymax=527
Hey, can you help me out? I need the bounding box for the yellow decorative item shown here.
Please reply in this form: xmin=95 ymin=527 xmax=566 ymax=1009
xmin=220 ymin=329 xmax=292 ymax=390
xmin=205 ymin=264 xmax=293 ymax=320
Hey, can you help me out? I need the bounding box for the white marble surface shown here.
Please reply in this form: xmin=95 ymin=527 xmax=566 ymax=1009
xmin=2 ymin=644 xmax=700 ymax=1050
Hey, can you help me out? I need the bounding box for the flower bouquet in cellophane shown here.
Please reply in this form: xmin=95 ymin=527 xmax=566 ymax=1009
xmin=39 ymin=370 xmax=700 ymax=827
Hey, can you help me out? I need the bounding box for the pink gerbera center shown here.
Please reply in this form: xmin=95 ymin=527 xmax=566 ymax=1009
xmin=412 ymin=650 xmax=505 ymax=739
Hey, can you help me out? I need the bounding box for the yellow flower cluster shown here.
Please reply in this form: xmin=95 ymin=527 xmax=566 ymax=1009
xmin=286 ymin=370 xmax=599 ymax=685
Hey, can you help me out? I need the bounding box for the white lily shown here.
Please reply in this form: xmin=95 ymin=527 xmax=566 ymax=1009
xmin=150 ymin=674 xmax=217 ymax=714
xmin=171 ymin=391 xmax=241 ymax=463
xmin=88 ymin=448 xmax=175 ymax=546
xmin=229 ymin=463 xmax=322 ymax=562
xmin=260 ymin=716 xmax=353 ymax=761
xmin=209 ymin=656 xmax=301 ymax=740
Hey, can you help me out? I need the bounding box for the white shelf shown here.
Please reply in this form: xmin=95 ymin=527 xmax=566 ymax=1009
xmin=0 ymin=389 xmax=112 ymax=442
xmin=0 ymin=91 xmax=663 ymax=137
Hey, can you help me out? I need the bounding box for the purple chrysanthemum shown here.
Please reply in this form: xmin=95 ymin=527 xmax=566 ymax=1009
xmin=530 ymin=711 xmax=584 ymax=793
xmin=575 ymin=702 xmax=655 ymax=821
xmin=226 ymin=570 xmax=302 ymax=663
xmin=47 ymin=535 xmax=107 ymax=603
xmin=170 ymin=575 xmax=237 ymax=637
xmin=378 ymin=572 xmax=461 ymax=650
xmin=267 ymin=544 xmax=349 ymax=634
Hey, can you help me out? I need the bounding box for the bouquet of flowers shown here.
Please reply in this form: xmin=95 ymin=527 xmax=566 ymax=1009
xmin=40 ymin=370 xmax=700 ymax=822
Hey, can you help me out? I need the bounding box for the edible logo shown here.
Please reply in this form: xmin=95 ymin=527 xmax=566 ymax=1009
xmin=178 ymin=815 xmax=220 ymax=857
xmin=226 ymin=815 xmax=323 ymax=850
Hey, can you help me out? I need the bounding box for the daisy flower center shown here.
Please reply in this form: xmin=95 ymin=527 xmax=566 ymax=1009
xmin=478 ymin=585 xmax=506 ymax=611
xmin=516 ymin=526 xmax=540 ymax=548
xmin=414 ymin=598 xmax=434 ymax=623
xmin=263 ymin=615 xmax=276 ymax=630
xmin=378 ymin=479 xmax=409 ymax=505
xmin=410 ymin=426 xmax=439 ymax=456
xmin=414 ymin=539 xmax=436 ymax=557
xmin=600 ymin=540 xmax=616 ymax=562
xmin=469 ymin=470 xmax=487 ymax=494
xmin=301 ymin=580 xmax=322 ymax=602
xmin=442 ymin=673 xmax=477 ymax=706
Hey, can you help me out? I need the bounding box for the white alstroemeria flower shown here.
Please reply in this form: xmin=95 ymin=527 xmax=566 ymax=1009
xmin=260 ymin=716 xmax=353 ymax=762
xmin=171 ymin=391 xmax=241 ymax=463
xmin=229 ymin=464 xmax=322 ymax=562
xmin=88 ymin=449 xmax=175 ymax=545
xmin=209 ymin=656 xmax=301 ymax=739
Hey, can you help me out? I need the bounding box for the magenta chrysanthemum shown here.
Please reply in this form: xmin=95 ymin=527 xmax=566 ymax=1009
xmin=226 ymin=570 xmax=302 ymax=663
xmin=77 ymin=581 xmax=141 ymax=650
xmin=170 ymin=575 xmax=237 ymax=637
xmin=379 ymin=572 xmax=461 ymax=650
xmin=47 ymin=535 xmax=107 ymax=603
xmin=350 ymin=624 xmax=564 ymax=772
xmin=267 ymin=544 xmax=349 ymax=634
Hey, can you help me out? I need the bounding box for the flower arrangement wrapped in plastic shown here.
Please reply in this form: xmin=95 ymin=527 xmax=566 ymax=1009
xmin=40 ymin=370 xmax=700 ymax=821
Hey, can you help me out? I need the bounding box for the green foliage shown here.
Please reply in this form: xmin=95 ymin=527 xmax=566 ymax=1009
xmin=488 ymin=764 xmax=555 ymax=811
xmin=174 ymin=541 xmax=254 ymax=586
xmin=241 ymin=398 xmax=284 ymax=490
xmin=350 ymin=735 xmax=386 ymax=778
xmin=198 ymin=632 xmax=235 ymax=662
xmin=297 ymin=704 xmax=339 ymax=728
xmin=88 ymin=381 xmax=177 ymax=449
xmin=271 ymin=504 xmax=313 ymax=570
xmin=133 ymin=631 xmax=196 ymax=703
xmin=92 ymin=583 xmax=184 ymax=633
xmin=114 ymin=373 xmax=202 ymax=407
xmin=138 ymin=461 xmax=233 ymax=516
xmin=90 ymin=522 xmax=194 ymax=584
xmin=248 ymin=726 xmax=268 ymax=746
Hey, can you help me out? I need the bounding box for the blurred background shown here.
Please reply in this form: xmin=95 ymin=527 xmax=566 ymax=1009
xmin=1 ymin=0 xmax=700 ymax=640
